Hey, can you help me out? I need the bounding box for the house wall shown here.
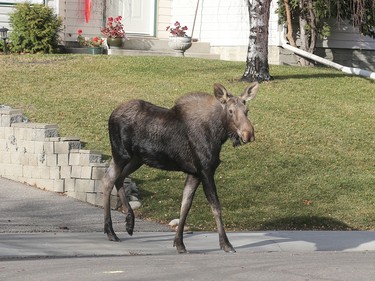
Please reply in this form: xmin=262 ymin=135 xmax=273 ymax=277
xmin=0 ymin=0 xmax=58 ymax=31
xmin=156 ymin=0 xmax=172 ymax=39
xmin=315 ymin=21 xmax=375 ymax=71
xmin=0 ymin=3 xmax=14 ymax=30
xmin=0 ymin=0 xmax=104 ymax=45
xmin=169 ymin=0 xmax=280 ymax=62
xmin=275 ymin=19 xmax=375 ymax=71
xmin=318 ymin=21 xmax=375 ymax=50
xmin=62 ymin=0 xmax=104 ymax=44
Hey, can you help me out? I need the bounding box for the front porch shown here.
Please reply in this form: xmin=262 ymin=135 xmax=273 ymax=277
xmin=64 ymin=36 xmax=220 ymax=59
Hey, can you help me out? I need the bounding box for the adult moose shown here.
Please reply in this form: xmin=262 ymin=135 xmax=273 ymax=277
xmin=102 ymin=83 xmax=259 ymax=253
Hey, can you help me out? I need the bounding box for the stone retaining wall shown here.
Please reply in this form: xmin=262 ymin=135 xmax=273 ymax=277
xmin=0 ymin=107 xmax=121 ymax=208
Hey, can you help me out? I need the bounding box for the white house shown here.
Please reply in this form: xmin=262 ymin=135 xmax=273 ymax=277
xmin=1 ymin=0 xmax=374 ymax=70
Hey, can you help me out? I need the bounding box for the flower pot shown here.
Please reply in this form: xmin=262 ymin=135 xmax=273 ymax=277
xmin=87 ymin=47 xmax=103 ymax=55
xmin=168 ymin=36 xmax=192 ymax=57
xmin=107 ymin=37 xmax=123 ymax=49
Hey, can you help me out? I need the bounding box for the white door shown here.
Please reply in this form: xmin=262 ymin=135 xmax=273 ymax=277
xmin=120 ymin=0 xmax=155 ymax=36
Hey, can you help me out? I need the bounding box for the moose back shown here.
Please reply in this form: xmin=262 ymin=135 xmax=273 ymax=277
xmin=102 ymin=83 xmax=259 ymax=253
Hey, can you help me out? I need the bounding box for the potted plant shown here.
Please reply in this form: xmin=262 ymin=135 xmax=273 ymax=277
xmin=101 ymin=16 xmax=126 ymax=49
xmin=77 ymin=29 xmax=104 ymax=54
xmin=166 ymin=21 xmax=192 ymax=56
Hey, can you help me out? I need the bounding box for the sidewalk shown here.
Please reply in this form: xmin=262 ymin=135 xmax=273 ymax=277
xmin=2 ymin=230 xmax=375 ymax=259
xmin=1 ymin=177 xmax=375 ymax=258
xmin=1 ymin=177 xmax=375 ymax=280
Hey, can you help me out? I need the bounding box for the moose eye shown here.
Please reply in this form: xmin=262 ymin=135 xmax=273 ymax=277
xmin=229 ymin=109 xmax=233 ymax=115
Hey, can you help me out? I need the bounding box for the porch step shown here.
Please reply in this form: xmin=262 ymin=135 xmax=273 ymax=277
xmin=63 ymin=37 xmax=220 ymax=60
xmin=111 ymin=37 xmax=219 ymax=59
xmin=123 ymin=37 xmax=211 ymax=53
xmin=107 ymin=48 xmax=220 ymax=59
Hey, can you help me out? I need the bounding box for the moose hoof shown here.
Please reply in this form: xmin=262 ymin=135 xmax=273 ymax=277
xmin=107 ymin=233 xmax=121 ymax=242
xmin=125 ymin=213 xmax=135 ymax=236
xmin=174 ymin=240 xmax=187 ymax=254
xmin=222 ymin=244 xmax=236 ymax=253
xmin=105 ymin=225 xmax=121 ymax=242
xmin=176 ymin=246 xmax=188 ymax=254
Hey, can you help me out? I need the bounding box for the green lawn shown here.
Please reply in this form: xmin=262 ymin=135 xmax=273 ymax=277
xmin=1 ymin=54 xmax=374 ymax=231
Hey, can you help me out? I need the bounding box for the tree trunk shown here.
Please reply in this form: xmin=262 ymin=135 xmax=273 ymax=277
xmin=241 ymin=0 xmax=272 ymax=83
xmin=298 ymin=0 xmax=315 ymax=66
xmin=307 ymin=0 xmax=316 ymax=53
xmin=284 ymin=0 xmax=296 ymax=47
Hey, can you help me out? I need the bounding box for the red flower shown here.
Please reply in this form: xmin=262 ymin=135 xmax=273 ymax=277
xmin=77 ymin=29 xmax=83 ymax=35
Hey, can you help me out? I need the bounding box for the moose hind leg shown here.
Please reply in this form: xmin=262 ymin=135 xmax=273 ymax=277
xmin=103 ymin=159 xmax=124 ymax=241
xmin=115 ymin=157 xmax=143 ymax=237
xmin=202 ymin=173 xmax=235 ymax=253
xmin=174 ymin=174 xmax=200 ymax=253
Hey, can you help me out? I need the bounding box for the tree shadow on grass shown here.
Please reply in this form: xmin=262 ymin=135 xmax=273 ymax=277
xmin=271 ymin=73 xmax=347 ymax=80
xmin=257 ymin=216 xmax=357 ymax=231
xmin=271 ymin=72 xmax=375 ymax=82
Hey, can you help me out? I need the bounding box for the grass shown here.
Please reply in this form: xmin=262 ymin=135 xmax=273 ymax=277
xmin=1 ymin=54 xmax=374 ymax=231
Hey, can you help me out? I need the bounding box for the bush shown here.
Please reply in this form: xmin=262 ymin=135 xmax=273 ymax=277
xmin=9 ymin=3 xmax=62 ymax=53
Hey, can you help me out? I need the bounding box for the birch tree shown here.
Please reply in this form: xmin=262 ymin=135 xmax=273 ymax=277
xmin=241 ymin=0 xmax=272 ymax=82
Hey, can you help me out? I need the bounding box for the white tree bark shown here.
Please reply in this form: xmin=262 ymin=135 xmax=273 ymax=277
xmin=241 ymin=0 xmax=272 ymax=82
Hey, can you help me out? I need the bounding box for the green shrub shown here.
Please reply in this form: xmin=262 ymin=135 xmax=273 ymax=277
xmin=9 ymin=2 xmax=62 ymax=53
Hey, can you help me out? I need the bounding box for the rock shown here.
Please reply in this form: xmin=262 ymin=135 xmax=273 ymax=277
xmin=129 ymin=195 xmax=139 ymax=202
xmin=129 ymin=200 xmax=142 ymax=210
xmin=168 ymin=219 xmax=180 ymax=227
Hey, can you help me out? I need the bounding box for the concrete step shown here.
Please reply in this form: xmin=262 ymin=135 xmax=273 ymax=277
xmin=123 ymin=36 xmax=212 ymax=53
xmin=107 ymin=48 xmax=220 ymax=59
xmin=63 ymin=37 xmax=220 ymax=59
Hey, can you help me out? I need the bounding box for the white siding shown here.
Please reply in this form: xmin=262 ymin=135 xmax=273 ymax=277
xmin=0 ymin=0 xmax=63 ymax=38
xmin=169 ymin=0 xmax=279 ymax=46
xmin=156 ymin=0 xmax=172 ymax=39
xmin=268 ymin=0 xmax=281 ymax=46
xmin=0 ymin=1 xmax=49 ymax=30
xmin=169 ymin=0 xmax=280 ymax=61
xmin=171 ymin=0 xmax=249 ymax=46
xmin=317 ymin=21 xmax=375 ymax=50
xmin=0 ymin=5 xmax=14 ymax=30
xmin=62 ymin=0 xmax=104 ymax=42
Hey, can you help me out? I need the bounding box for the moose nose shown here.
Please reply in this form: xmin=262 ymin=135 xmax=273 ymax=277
xmin=241 ymin=130 xmax=255 ymax=144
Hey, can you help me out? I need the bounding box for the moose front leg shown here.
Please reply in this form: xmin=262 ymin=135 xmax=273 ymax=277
xmin=202 ymin=172 xmax=235 ymax=253
xmin=174 ymin=174 xmax=200 ymax=253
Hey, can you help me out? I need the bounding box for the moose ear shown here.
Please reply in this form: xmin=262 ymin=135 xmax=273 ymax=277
xmin=240 ymin=82 xmax=259 ymax=102
xmin=214 ymin=83 xmax=230 ymax=104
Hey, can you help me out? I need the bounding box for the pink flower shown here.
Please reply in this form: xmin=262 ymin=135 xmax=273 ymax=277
xmin=166 ymin=21 xmax=189 ymax=37
xmin=101 ymin=16 xmax=126 ymax=38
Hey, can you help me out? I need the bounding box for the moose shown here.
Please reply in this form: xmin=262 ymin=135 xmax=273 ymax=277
xmin=102 ymin=83 xmax=259 ymax=253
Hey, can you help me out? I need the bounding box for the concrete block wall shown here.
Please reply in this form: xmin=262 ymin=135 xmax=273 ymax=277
xmin=0 ymin=107 xmax=120 ymax=209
